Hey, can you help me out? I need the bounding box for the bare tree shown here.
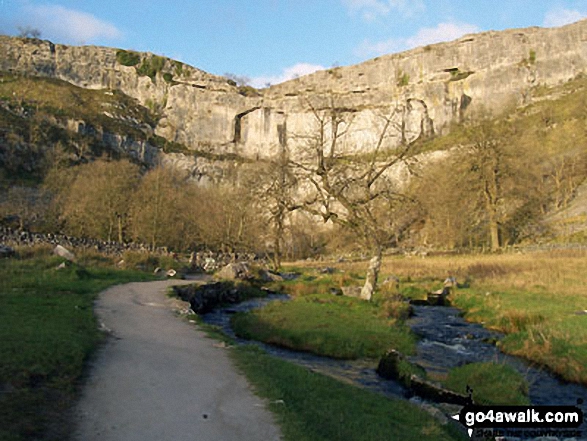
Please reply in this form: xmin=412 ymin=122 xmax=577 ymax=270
xmin=289 ymin=98 xmax=418 ymax=300
xmin=248 ymin=148 xmax=299 ymax=270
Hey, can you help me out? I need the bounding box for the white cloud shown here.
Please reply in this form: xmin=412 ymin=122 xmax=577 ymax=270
xmin=355 ymin=21 xmax=480 ymax=58
xmin=250 ymin=63 xmax=326 ymax=88
xmin=21 ymin=4 xmax=122 ymax=44
xmin=342 ymin=0 xmax=425 ymax=21
xmin=543 ymin=8 xmax=585 ymax=28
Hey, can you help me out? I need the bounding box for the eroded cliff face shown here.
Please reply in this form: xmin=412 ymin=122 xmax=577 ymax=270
xmin=1 ymin=19 xmax=586 ymax=161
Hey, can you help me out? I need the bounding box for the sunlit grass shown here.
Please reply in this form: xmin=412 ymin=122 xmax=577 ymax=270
xmin=0 ymin=254 xmax=152 ymax=441
xmin=284 ymin=250 xmax=587 ymax=384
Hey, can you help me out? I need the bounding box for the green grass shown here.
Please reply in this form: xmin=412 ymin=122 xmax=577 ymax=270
xmin=231 ymin=294 xmax=416 ymax=359
xmin=443 ymin=362 xmax=529 ymax=405
xmin=232 ymin=345 xmax=465 ymax=441
xmin=0 ymin=255 xmax=152 ymax=441
xmin=453 ymin=285 xmax=587 ymax=384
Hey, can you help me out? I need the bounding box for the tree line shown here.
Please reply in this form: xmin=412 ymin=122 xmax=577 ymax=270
xmin=1 ymin=86 xmax=586 ymax=299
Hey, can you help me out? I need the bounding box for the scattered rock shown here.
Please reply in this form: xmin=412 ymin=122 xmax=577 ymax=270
xmin=341 ymin=286 xmax=362 ymax=298
xmin=258 ymin=269 xmax=284 ymax=283
xmin=329 ymin=287 xmax=343 ymax=296
xmin=53 ymin=244 xmax=75 ymax=262
xmin=382 ymin=275 xmax=400 ymax=289
xmin=0 ymin=244 xmax=15 ymax=258
xmin=215 ymin=262 xmax=251 ymax=281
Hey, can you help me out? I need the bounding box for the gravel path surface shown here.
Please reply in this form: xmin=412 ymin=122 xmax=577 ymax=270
xmin=73 ymin=279 xmax=282 ymax=441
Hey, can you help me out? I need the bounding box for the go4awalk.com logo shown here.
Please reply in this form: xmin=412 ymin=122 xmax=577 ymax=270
xmin=452 ymin=402 xmax=584 ymax=439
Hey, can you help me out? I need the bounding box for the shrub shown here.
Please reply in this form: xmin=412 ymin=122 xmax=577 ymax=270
xmin=136 ymin=55 xmax=167 ymax=81
xmin=163 ymin=72 xmax=174 ymax=83
xmin=397 ymin=70 xmax=410 ymax=87
xmin=116 ymin=50 xmax=140 ymax=67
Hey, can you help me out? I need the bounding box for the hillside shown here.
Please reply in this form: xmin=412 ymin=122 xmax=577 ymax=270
xmin=1 ymin=19 xmax=586 ymax=159
xmin=0 ymin=21 xmax=586 ymax=250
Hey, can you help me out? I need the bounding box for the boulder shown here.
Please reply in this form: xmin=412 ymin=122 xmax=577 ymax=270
xmin=427 ymin=287 xmax=451 ymax=306
xmin=376 ymin=349 xmax=406 ymax=382
xmin=173 ymin=282 xmax=245 ymax=314
xmin=341 ymin=286 xmax=362 ymax=298
xmin=215 ymin=262 xmax=251 ymax=281
xmin=258 ymin=269 xmax=284 ymax=283
xmin=53 ymin=244 xmax=75 ymax=262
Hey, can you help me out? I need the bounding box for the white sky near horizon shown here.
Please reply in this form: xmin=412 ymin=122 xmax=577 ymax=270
xmin=1 ymin=0 xmax=586 ymax=87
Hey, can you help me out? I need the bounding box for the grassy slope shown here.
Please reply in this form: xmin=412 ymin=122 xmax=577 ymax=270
xmin=0 ymin=253 xmax=152 ymax=441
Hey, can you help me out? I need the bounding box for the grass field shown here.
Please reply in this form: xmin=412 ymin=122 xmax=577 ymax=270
xmin=285 ymin=250 xmax=587 ymax=385
xmin=0 ymin=249 xmax=152 ymax=441
xmin=232 ymin=294 xmax=416 ymax=359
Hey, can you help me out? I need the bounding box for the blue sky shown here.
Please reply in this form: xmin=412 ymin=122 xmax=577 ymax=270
xmin=1 ymin=0 xmax=586 ymax=87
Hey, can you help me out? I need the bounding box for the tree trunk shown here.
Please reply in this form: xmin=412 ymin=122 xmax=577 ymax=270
xmin=360 ymin=247 xmax=382 ymax=301
xmin=117 ymin=215 xmax=123 ymax=244
xmin=488 ymin=215 xmax=500 ymax=251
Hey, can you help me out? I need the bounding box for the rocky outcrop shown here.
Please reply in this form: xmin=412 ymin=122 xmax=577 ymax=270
xmin=1 ymin=20 xmax=586 ymax=162
xmin=173 ymin=281 xmax=262 ymax=314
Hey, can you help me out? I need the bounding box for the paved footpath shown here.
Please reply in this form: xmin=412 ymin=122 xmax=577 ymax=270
xmin=73 ymin=279 xmax=282 ymax=441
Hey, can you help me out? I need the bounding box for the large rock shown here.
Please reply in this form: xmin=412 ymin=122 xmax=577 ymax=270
xmin=376 ymin=349 xmax=407 ymax=382
xmin=341 ymin=286 xmax=363 ymax=298
xmin=53 ymin=244 xmax=75 ymax=262
xmin=215 ymin=262 xmax=252 ymax=281
xmin=173 ymin=282 xmax=250 ymax=314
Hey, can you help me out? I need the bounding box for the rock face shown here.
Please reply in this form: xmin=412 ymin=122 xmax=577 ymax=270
xmin=1 ymin=20 xmax=586 ymax=162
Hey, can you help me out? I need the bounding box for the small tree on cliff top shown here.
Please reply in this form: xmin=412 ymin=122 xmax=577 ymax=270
xmin=290 ymin=98 xmax=418 ymax=301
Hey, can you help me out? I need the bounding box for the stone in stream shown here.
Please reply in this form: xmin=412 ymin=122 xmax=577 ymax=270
xmin=377 ymin=350 xmax=471 ymax=405
xmin=376 ymin=350 xmax=407 ymax=382
xmin=409 ymin=376 xmax=471 ymax=406
xmin=427 ymin=287 xmax=451 ymax=306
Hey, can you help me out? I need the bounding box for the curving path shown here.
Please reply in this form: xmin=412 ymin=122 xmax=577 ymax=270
xmin=73 ymin=279 xmax=282 ymax=441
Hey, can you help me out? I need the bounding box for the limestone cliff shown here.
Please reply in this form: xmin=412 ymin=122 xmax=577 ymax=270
xmin=1 ymin=19 xmax=586 ymax=160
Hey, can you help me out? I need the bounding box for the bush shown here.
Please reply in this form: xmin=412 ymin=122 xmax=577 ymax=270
xmin=116 ymin=50 xmax=140 ymax=67
xmin=163 ymin=72 xmax=174 ymax=83
xmin=136 ymin=55 xmax=167 ymax=81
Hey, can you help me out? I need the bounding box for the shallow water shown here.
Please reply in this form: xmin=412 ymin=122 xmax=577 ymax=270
xmin=201 ymin=295 xmax=587 ymax=435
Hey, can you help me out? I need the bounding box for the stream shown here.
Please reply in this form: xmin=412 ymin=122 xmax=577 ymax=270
xmin=201 ymin=294 xmax=587 ymax=436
